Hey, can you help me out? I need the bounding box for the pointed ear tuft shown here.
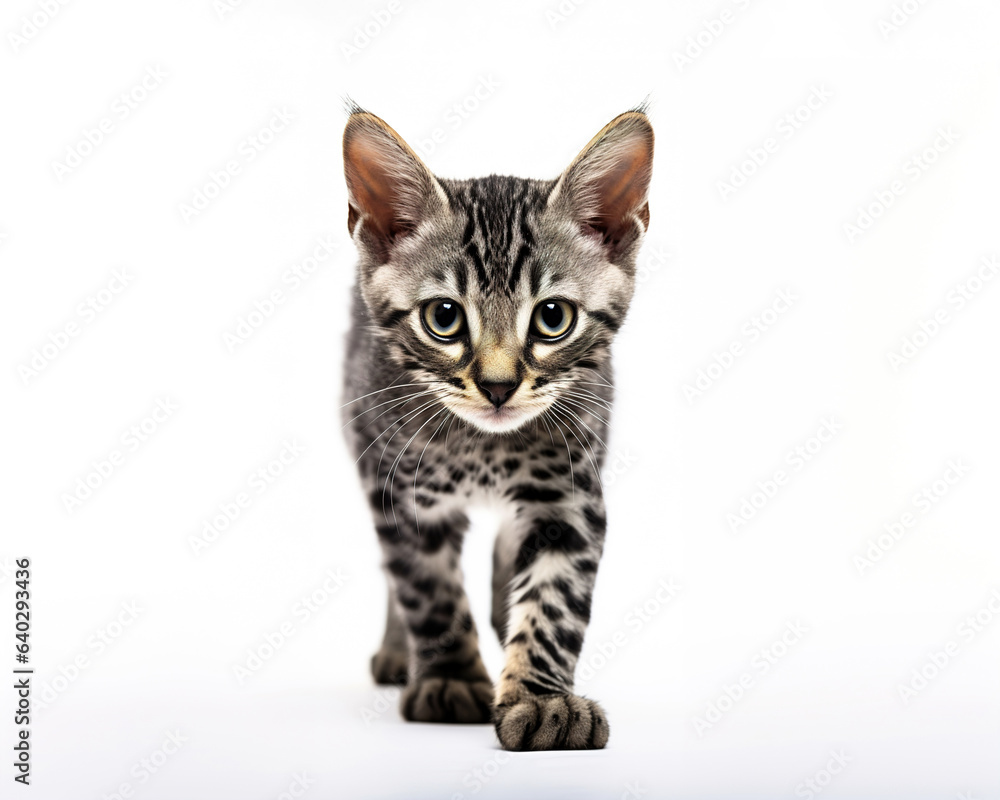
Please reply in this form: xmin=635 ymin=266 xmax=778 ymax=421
xmin=554 ymin=111 xmax=654 ymax=255
xmin=342 ymin=111 xmax=443 ymax=259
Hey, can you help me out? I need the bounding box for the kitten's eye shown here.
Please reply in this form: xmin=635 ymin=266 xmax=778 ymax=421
xmin=531 ymin=300 xmax=575 ymax=340
xmin=422 ymin=299 xmax=466 ymax=340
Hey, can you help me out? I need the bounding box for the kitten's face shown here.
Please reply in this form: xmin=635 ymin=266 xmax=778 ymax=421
xmin=343 ymin=109 xmax=653 ymax=433
xmin=361 ymin=185 xmax=632 ymax=433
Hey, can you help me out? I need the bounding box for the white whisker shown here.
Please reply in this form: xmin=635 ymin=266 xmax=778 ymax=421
xmin=342 ymin=389 xmax=436 ymax=428
xmin=412 ymin=411 xmax=451 ymax=526
xmin=385 ymin=406 xmax=448 ymax=527
xmin=357 ymin=395 xmax=443 ymax=467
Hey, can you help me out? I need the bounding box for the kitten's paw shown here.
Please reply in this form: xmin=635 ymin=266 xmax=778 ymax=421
xmin=401 ymin=676 xmax=494 ymax=724
xmin=493 ymin=690 xmax=609 ymax=751
xmin=370 ymin=648 xmax=408 ymax=686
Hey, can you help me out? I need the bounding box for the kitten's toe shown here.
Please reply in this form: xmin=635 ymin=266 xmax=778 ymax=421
xmin=493 ymin=690 xmax=609 ymax=751
xmin=401 ymin=676 xmax=494 ymax=723
xmin=370 ymin=648 xmax=408 ymax=686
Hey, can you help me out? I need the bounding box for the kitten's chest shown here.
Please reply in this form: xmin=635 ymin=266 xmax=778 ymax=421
xmin=406 ymin=426 xmax=586 ymax=512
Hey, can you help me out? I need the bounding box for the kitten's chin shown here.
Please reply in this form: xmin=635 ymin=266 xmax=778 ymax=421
xmin=452 ymin=404 xmax=539 ymax=434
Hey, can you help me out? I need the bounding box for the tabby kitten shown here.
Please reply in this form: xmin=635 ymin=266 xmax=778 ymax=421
xmin=341 ymin=104 xmax=653 ymax=751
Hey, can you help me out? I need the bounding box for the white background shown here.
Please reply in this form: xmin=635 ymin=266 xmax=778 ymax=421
xmin=2 ymin=0 xmax=999 ymax=798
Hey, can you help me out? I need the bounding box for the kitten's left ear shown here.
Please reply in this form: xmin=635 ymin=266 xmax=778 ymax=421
xmin=551 ymin=110 xmax=654 ymax=257
xmin=342 ymin=109 xmax=446 ymax=261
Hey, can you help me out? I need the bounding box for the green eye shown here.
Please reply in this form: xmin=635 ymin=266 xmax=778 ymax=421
xmin=531 ymin=300 xmax=575 ymax=340
xmin=423 ymin=299 xmax=465 ymax=340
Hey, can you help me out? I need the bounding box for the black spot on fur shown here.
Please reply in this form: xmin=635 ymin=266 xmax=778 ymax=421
xmin=529 ymin=649 xmax=559 ymax=678
xmin=530 ymin=259 xmax=543 ymax=296
xmin=587 ymin=310 xmax=621 ymax=332
xmin=508 ymin=484 xmax=564 ymax=503
xmin=554 ymin=578 xmax=592 ymax=622
xmin=517 ymin=586 xmax=541 ymax=604
xmin=509 ymin=244 xmax=531 ymax=293
xmin=413 ymin=617 xmax=450 ymax=638
xmin=431 ymin=600 xmax=456 ymax=617
xmin=531 ymin=468 xmax=552 ymax=480
xmin=503 ymin=458 xmax=521 ymax=473
xmin=381 ymin=308 xmax=410 ymax=328
xmin=534 ymin=629 xmax=568 ymax=668
xmin=583 ymin=506 xmax=607 ymax=534
xmin=387 ymin=558 xmax=411 ymax=577
xmin=375 ymin=524 xmax=398 ymax=542
xmin=466 ymin=241 xmax=488 ymax=291
xmin=514 ymin=519 xmax=588 ymax=572
xmin=418 ymin=521 xmax=459 ymax=553
xmin=555 ymin=626 xmax=583 ymax=655
xmin=521 ymin=678 xmax=557 ymax=696
xmin=541 ymin=603 xmax=563 ymax=621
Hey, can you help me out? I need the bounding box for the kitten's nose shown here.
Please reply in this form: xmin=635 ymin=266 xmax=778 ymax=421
xmin=477 ymin=380 xmax=519 ymax=408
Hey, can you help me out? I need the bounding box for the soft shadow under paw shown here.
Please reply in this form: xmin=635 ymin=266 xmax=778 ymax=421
xmin=493 ymin=692 xmax=609 ymax=751
xmin=401 ymin=677 xmax=494 ymax=724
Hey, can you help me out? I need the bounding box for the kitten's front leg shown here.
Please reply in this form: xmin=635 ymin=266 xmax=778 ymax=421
xmin=374 ymin=508 xmax=494 ymax=724
xmin=370 ymin=587 xmax=409 ymax=686
xmin=493 ymin=497 xmax=610 ymax=750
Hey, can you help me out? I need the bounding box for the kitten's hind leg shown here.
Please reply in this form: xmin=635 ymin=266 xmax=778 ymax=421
xmin=375 ymin=508 xmax=493 ymax=723
xmin=370 ymin=587 xmax=409 ymax=686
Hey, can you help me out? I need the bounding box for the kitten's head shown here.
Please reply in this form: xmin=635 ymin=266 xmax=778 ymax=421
xmin=343 ymin=105 xmax=653 ymax=433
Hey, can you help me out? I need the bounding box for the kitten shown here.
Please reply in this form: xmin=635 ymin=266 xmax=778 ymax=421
xmin=341 ymin=104 xmax=653 ymax=751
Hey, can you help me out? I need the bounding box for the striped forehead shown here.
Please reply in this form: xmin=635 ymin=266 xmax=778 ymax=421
xmin=437 ymin=175 xmax=555 ymax=300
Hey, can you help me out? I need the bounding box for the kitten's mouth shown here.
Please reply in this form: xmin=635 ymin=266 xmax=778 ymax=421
xmin=452 ymin=402 xmax=537 ymax=434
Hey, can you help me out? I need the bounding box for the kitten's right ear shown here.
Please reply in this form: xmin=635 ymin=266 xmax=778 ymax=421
xmin=342 ymin=110 xmax=445 ymax=260
xmin=551 ymin=109 xmax=654 ymax=259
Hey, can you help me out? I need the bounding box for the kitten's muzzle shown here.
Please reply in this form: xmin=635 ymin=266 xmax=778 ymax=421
xmin=476 ymin=380 xmax=519 ymax=408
